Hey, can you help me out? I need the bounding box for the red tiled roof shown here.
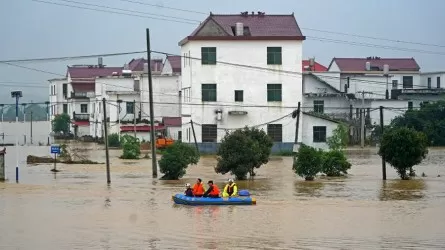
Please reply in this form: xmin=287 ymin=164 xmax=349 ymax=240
xmin=180 ymin=13 xmax=305 ymax=45
xmin=162 ymin=117 xmax=181 ymax=127
xmin=330 ymin=58 xmax=420 ymax=72
xmin=120 ymin=125 xmax=165 ymax=132
xmin=68 ymin=66 xmax=123 ymax=78
xmin=302 ymin=60 xmax=328 ymax=72
xmin=128 ymin=58 xmax=164 ymax=72
xmin=166 ymin=56 xmax=181 ymax=73
xmin=71 ymin=82 xmax=94 ymax=92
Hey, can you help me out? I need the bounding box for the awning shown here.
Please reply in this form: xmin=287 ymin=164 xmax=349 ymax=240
xmin=72 ymin=121 xmax=90 ymax=126
xmin=120 ymin=125 xmax=165 ymax=132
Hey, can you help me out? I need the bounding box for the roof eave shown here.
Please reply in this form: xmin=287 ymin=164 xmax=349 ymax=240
xmin=180 ymin=35 xmax=306 ymax=46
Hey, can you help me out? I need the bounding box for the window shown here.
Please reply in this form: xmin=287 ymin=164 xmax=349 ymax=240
xmin=427 ymin=77 xmax=432 ymax=89
xmin=201 ymin=47 xmax=216 ymax=65
xmin=408 ymin=101 xmax=413 ymax=110
xmin=314 ymin=100 xmax=324 ymax=113
xmin=267 ymin=47 xmax=282 ymax=65
xmin=392 ymin=80 xmax=398 ymax=88
xmin=133 ymin=80 xmax=140 ymax=91
xmin=202 ymin=124 xmax=217 ymax=142
xmin=267 ymin=124 xmax=282 ymax=142
xmin=80 ymin=104 xmax=88 ymax=113
xmin=234 ymin=90 xmax=243 ymax=102
xmin=63 ymin=104 xmax=68 ymax=114
xmin=202 ymin=84 xmax=217 ymax=102
xmin=437 ymin=77 xmax=441 ymax=88
xmin=62 ymin=84 xmax=67 ymax=98
xmin=267 ymin=84 xmax=282 ymax=102
xmin=313 ymin=126 xmax=327 ymax=143
xmin=178 ymin=131 xmax=182 ymax=142
xmin=403 ymin=76 xmax=413 ymax=89
xmin=126 ymin=102 xmax=134 ymax=114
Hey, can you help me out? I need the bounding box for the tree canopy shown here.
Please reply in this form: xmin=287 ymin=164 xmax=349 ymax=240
xmin=215 ymin=126 xmax=273 ymax=180
xmin=159 ymin=142 xmax=200 ymax=180
xmin=52 ymin=113 xmax=71 ymax=134
xmin=378 ymin=127 xmax=429 ymax=180
xmin=390 ymin=100 xmax=445 ymax=146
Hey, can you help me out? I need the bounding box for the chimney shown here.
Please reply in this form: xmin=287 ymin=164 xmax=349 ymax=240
xmin=98 ymin=57 xmax=103 ymax=68
xmin=365 ymin=61 xmax=371 ymax=71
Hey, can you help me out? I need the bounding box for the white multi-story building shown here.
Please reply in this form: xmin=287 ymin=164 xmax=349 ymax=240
xmin=48 ymin=56 xmax=182 ymax=140
xmin=179 ymin=11 xmax=305 ymax=152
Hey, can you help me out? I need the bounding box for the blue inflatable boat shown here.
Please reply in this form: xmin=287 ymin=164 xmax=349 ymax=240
xmin=172 ymin=194 xmax=256 ymax=206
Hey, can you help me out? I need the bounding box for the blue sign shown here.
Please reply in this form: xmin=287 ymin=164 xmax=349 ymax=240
xmin=51 ymin=145 xmax=61 ymax=154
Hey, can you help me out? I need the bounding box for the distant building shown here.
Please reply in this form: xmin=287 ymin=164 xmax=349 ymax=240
xmin=179 ymin=11 xmax=305 ymax=152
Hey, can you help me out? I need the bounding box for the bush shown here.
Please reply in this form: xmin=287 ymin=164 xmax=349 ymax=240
xmin=293 ymin=144 xmax=323 ymax=181
xmin=322 ymin=150 xmax=351 ymax=177
xmin=52 ymin=113 xmax=71 ymax=134
xmin=215 ymin=127 xmax=273 ymax=180
xmin=159 ymin=142 xmax=200 ymax=180
xmin=108 ymin=133 xmax=120 ymax=148
xmin=378 ymin=127 xmax=428 ymax=180
xmin=120 ymin=135 xmax=141 ymax=159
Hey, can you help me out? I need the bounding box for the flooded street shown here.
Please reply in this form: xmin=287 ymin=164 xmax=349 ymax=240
xmin=1 ymin=144 xmax=445 ymax=249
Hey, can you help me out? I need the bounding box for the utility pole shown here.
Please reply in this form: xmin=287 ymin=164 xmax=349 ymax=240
xmin=190 ymin=120 xmax=198 ymax=152
xmin=102 ymin=98 xmax=111 ymax=184
xmin=146 ymin=28 xmax=158 ymax=178
xmin=133 ymin=99 xmax=137 ymax=138
xmin=361 ymin=91 xmax=365 ymax=148
xmin=30 ymin=111 xmax=33 ymax=145
xmin=22 ymin=103 xmax=26 ymax=122
xmin=379 ymin=106 xmax=387 ymax=180
xmin=45 ymin=101 xmax=50 ymax=145
xmin=293 ymin=102 xmax=301 ymax=149
xmin=11 ymin=91 xmax=22 ymax=183
xmin=0 ymin=104 xmax=4 ymax=145
xmin=117 ymin=99 xmax=122 ymax=141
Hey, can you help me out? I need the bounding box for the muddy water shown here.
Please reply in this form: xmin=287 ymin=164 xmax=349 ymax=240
xmin=0 ymin=144 xmax=445 ymax=249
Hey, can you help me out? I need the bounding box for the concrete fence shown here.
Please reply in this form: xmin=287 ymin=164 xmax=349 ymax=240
xmin=0 ymin=121 xmax=52 ymax=145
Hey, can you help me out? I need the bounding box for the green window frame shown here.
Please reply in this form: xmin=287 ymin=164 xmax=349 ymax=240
xmin=201 ymin=47 xmax=216 ymax=65
xmin=267 ymin=84 xmax=282 ymax=102
xmin=267 ymin=124 xmax=283 ymax=142
xmin=234 ymin=90 xmax=244 ymax=102
xmin=313 ymin=126 xmax=327 ymax=142
xmin=314 ymin=100 xmax=324 ymax=113
xmin=126 ymin=102 xmax=134 ymax=114
xmin=202 ymin=84 xmax=217 ymax=102
xmin=267 ymin=47 xmax=282 ymax=65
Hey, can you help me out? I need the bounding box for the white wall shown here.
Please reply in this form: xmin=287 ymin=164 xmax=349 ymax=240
xmin=48 ymin=78 xmax=70 ymax=121
xmin=301 ymin=114 xmax=339 ymax=150
xmin=421 ymin=72 xmax=444 ymax=88
xmin=166 ymin=126 xmax=181 ymax=140
xmin=180 ymin=40 xmax=303 ymax=143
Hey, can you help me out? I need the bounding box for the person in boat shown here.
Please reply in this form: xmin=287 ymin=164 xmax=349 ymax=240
xmin=184 ymin=183 xmax=194 ymax=197
xmin=203 ymin=180 xmax=220 ymax=198
xmin=222 ymin=178 xmax=238 ymax=198
xmin=192 ymin=178 xmax=206 ymax=197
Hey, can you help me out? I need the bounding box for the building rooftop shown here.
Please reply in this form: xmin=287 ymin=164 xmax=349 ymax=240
xmin=67 ymin=65 xmax=123 ymax=79
xmin=128 ymin=58 xmax=164 ymax=72
xmin=179 ymin=12 xmax=305 ymax=45
xmin=166 ymin=55 xmax=181 ymax=73
xmin=329 ymin=57 xmax=420 ymax=72
xmin=302 ymin=60 xmax=328 ymax=72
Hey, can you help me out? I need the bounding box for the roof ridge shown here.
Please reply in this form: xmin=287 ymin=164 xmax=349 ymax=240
xmin=210 ymin=13 xmax=294 ymax=16
xmin=335 ymin=57 xmax=416 ymax=60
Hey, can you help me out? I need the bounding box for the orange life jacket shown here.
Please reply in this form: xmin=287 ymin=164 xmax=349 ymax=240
xmin=193 ymin=183 xmax=205 ymax=195
xmin=209 ymin=184 xmax=220 ymax=196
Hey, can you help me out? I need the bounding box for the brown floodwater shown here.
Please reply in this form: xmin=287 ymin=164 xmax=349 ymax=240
xmin=1 ymin=143 xmax=445 ymax=249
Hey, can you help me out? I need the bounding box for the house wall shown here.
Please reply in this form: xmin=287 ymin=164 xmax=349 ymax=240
xmin=166 ymin=126 xmax=181 ymax=140
xmin=180 ymin=40 xmax=303 ymax=148
xmin=49 ymin=78 xmax=71 ymax=121
xmin=421 ymin=72 xmax=445 ymax=88
xmin=162 ymin=59 xmax=173 ymax=75
xmin=301 ymin=114 xmax=339 ymax=150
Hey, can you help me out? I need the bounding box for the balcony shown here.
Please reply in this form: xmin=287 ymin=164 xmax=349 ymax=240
xmin=73 ymin=112 xmax=90 ymax=121
xmin=70 ymin=91 xmax=93 ymax=99
xmin=391 ymin=88 xmax=445 ymax=99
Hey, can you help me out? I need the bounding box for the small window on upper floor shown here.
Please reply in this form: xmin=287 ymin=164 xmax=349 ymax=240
xmin=427 ymin=77 xmax=432 ymax=89
xmin=437 ymin=77 xmax=441 ymax=88
xmin=267 ymin=84 xmax=282 ymax=102
xmin=267 ymin=47 xmax=282 ymax=65
xmin=201 ymin=47 xmax=216 ymax=65
xmin=126 ymin=102 xmax=134 ymax=114
xmin=314 ymin=100 xmax=324 ymax=113
xmin=234 ymin=90 xmax=244 ymax=102
xmin=403 ymin=76 xmax=413 ymax=89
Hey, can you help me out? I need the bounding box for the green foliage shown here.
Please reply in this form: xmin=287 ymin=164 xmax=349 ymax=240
xmin=159 ymin=142 xmax=200 ymax=180
xmin=327 ymin=124 xmax=349 ymax=150
xmin=108 ymin=133 xmax=120 ymax=148
xmin=59 ymin=144 xmax=71 ymax=160
xmin=215 ymin=126 xmax=273 ymax=180
xmin=322 ymin=150 xmax=351 ymax=177
xmin=293 ymin=144 xmax=323 ymax=181
xmin=120 ymin=135 xmax=141 ymax=159
xmin=52 ymin=113 xmax=71 ymax=134
xmin=378 ymin=127 xmax=429 ymax=180
xmin=390 ymin=100 xmax=445 ymax=146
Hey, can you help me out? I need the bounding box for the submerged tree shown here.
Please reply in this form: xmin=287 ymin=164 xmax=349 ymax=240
xmin=159 ymin=142 xmax=200 ymax=180
xmin=378 ymin=127 xmax=428 ymax=180
xmin=293 ymin=144 xmax=323 ymax=181
xmin=120 ymin=135 xmax=141 ymax=159
xmin=322 ymin=124 xmax=352 ymax=177
xmin=52 ymin=113 xmax=71 ymax=134
xmin=215 ymin=127 xmax=273 ymax=180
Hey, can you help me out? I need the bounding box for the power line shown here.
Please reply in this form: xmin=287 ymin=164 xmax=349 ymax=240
xmin=27 ymin=0 xmax=445 ymax=56
xmin=118 ymin=0 xmax=208 ymax=15
xmin=29 ymin=0 xmax=198 ymax=25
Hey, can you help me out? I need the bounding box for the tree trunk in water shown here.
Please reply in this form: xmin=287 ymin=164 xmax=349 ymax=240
xmin=409 ymin=167 xmax=416 ymax=177
xmin=305 ymin=176 xmax=315 ymax=181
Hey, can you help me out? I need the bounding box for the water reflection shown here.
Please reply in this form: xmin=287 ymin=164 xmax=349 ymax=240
xmin=294 ymin=180 xmax=324 ymax=198
xmin=379 ymin=179 xmax=426 ymax=201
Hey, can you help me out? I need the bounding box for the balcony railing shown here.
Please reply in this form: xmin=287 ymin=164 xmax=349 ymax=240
xmin=391 ymin=88 xmax=445 ymax=99
xmin=73 ymin=112 xmax=90 ymax=121
xmin=70 ymin=91 xmax=91 ymax=99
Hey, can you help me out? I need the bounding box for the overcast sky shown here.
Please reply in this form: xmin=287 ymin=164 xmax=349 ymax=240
xmin=0 ymin=0 xmax=444 ymax=104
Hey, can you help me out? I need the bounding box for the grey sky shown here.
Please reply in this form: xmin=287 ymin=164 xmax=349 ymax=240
xmin=1 ymin=0 xmax=444 ymax=104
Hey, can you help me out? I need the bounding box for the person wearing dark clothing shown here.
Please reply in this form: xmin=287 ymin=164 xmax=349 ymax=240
xmin=203 ymin=180 xmax=220 ymax=198
xmin=184 ymin=183 xmax=194 ymax=197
